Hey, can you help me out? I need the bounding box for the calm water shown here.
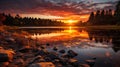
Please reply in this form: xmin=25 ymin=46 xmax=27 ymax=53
xmin=20 ymin=26 xmax=120 ymax=67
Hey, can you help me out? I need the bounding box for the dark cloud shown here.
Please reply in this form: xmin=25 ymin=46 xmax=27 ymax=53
xmin=0 ymin=0 xmax=118 ymax=17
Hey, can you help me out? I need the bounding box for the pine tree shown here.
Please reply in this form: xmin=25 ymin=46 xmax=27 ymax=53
xmin=95 ymin=10 xmax=101 ymax=25
xmin=114 ymin=1 xmax=120 ymax=24
xmin=100 ymin=10 xmax=105 ymax=25
xmin=88 ymin=12 xmax=94 ymax=25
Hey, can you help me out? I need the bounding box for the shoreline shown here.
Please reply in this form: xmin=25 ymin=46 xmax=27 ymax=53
xmin=18 ymin=25 xmax=120 ymax=30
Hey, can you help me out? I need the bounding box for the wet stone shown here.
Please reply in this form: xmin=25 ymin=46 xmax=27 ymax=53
xmin=47 ymin=52 xmax=59 ymax=60
xmin=45 ymin=57 xmax=52 ymax=62
xmin=53 ymin=47 xmax=58 ymax=51
xmin=69 ymin=58 xmax=79 ymax=67
xmin=28 ymin=56 xmax=43 ymax=64
xmin=35 ymin=49 xmax=49 ymax=56
xmin=61 ymin=54 xmax=69 ymax=58
xmin=85 ymin=60 xmax=95 ymax=67
xmin=67 ymin=50 xmax=78 ymax=58
xmin=59 ymin=49 xmax=65 ymax=54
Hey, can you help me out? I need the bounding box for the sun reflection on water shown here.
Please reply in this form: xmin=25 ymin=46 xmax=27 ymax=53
xmin=31 ymin=26 xmax=89 ymax=43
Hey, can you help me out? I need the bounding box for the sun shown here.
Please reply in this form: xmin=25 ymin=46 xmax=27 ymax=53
xmin=67 ymin=20 xmax=75 ymax=24
xmin=60 ymin=19 xmax=78 ymax=24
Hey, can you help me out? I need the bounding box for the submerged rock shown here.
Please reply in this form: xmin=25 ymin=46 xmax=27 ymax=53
xmin=67 ymin=50 xmax=78 ymax=58
xmin=59 ymin=49 xmax=65 ymax=54
xmin=35 ymin=49 xmax=49 ymax=56
xmin=85 ymin=60 xmax=95 ymax=67
xmin=47 ymin=52 xmax=59 ymax=60
xmin=53 ymin=47 xmax=58 ymax=51
xmin=61 ymin=54 xmax=69 ymax=58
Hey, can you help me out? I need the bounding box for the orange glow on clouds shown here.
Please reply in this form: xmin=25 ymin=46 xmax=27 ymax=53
xmin=21 ymin=14 xmax=63 ymax=19
xmin=20 ymin=13 xmax=89 ymax=23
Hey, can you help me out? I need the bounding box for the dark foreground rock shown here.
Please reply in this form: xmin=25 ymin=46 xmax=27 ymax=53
xmin=68 ymin=50 xmax=78 ymax=58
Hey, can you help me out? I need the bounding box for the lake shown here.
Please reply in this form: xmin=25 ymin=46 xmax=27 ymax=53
xmin=20 ymin=26 xmax=120 ymax=67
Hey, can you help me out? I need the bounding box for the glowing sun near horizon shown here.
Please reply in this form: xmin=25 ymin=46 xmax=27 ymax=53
xmin=68 ymin=20 xmax=74 ymax=24
xmin=63 ymin=20 xmax=78 ymax=24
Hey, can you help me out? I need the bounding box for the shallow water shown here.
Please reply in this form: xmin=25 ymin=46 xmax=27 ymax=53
xmin=20 ymin=26 xmax=120 ymax=67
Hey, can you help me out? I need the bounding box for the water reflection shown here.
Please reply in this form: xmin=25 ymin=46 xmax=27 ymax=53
xmin=21 ymin=26 xmax=120 ymax=51
xmin=30 ymin=27 xmax=89 ymax=44
xmin=87 ymin=29 xmax=120 ymax=52
xmin=20 ymin=26 xmax=120 ymax=67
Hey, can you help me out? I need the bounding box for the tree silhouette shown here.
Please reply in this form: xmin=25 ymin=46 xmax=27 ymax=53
xmin=87 ymin=1 xmax=120 ymax=25
xmin=114 ymin=1 xmax=120 ymax=25
xmin=2 ymin=13 xmax=66 ymax=26
xmin=88 ymin=12 xmax=94 ymax=25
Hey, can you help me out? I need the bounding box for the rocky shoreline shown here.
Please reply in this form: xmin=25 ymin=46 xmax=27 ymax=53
xmin=0 ymin=26 xmax=95 ymax=67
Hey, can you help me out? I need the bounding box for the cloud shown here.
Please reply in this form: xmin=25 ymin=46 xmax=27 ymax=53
xmin=0 ymin=0 xmax=118 ymax=18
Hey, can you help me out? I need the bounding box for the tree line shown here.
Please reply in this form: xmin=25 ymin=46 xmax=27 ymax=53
xmin=87 ymin=1 xmax=120 ymax=25
xmin=1 ymin=13 xmax=66 ymax=26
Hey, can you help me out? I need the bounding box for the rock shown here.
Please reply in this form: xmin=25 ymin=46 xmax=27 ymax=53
xmin=5 ymin=37 xmax=15 ymax=43
xmin=0 ymin=62 xmax=9 ymax=67
xmin=29 ymin=62 xmax=55 ymax=67
xmin=45 ymin=57 xmax=52 ymax=62
xmin=18 ymin=46 xmax=31 ymax=53
xmin=85 ymin=60 xmax=95 ymax=67
xmin=0 ymin=48 xmax=15 ymax=62
xmin=61 ymin=54 xmax=69 ymax=58
xmin=80 ymin=64 xmax=90 ymax=67
xmin=35 ymin=49 xmax=49 ymax=56
xmin=46 ymin=43 xmax=50 ymax=46
xmin=40 ymin=46 xmax=45 ymax=49
xmin=69 ymin=58 xmax=78 ymax=63
xmin=0 ymin=46 xmax=3 ymax=49
xmin=14 ymin=58 xmax=24 ymax=65
xmin=66 ymin=65 xmax=73 ymax=67
xmin=55 ymin=64 xmax=63 ymax=67
xmin=59 ymin=58 xmax=68 ymax=65
xmin=47 ymin=52 xmax=59 ymax=60
xmin=53 ymin=47 xmax=58 ymax=51
xmin=67 ymin=50 xmax=78 ymax=58
xmin=0 ymin=53 xmax=9 ymax=62
xmin=69 ymin=58 xmax=79 ymax=67
xmin=53 ymin=59 xmax=60 ymax=63
xmin=29 ymin=56 xmax=43 ymax=64
xmin=59 ymin=50 xmax=65 ymax=54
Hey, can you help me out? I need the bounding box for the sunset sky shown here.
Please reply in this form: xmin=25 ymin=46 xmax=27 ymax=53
xmin=0 ymin=0 xmax=118 ymax=23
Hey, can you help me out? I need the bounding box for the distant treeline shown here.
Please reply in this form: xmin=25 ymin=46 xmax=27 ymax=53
xmin=1 ymin=13 xmax=66 ymax=26
xmin=87 ymin=1 xmax=120 ymax=25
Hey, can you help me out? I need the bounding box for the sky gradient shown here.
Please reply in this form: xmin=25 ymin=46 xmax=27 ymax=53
xmin=0 ymin=0 xmax=119 ymax=22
